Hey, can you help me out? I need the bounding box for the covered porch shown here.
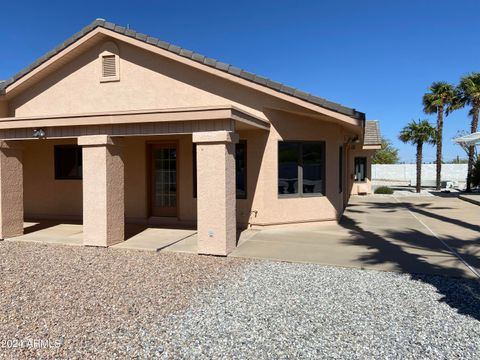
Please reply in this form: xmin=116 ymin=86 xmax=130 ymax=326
xmin=0 ymin=105 xmax=269 ymax=256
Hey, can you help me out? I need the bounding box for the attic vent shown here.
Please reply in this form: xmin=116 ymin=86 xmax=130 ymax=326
xmin=102 ymin=55 xmax=116 ymax=77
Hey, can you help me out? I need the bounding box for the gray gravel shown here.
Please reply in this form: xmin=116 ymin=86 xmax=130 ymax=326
xmin=0 ymin=242 xmax=250 ymax=359
xmin=160 ymin=262 xmax=480 ymax=359
xmin=1 ymin=242 xmax=480 ymax=359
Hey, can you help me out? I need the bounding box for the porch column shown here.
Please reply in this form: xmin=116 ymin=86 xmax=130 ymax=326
xmin=193 ymin=131 xmax=239 ymax=256
xmin=0 ymin=141 xmax=23 ymax=239
xmin=78 ymin=135 xmax=124 ymax=247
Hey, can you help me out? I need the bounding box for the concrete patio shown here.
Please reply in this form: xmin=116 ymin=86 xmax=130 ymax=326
xmin=7 ymin=221 xmax=197 ymax=252
xmin=230 ymin=195 xmax=480 ymax=279
xmin=6 ymin=194 xmax=479 ymax=279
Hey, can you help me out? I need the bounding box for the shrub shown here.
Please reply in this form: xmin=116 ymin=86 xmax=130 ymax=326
xmin=374 ymin=186 xmax=394 ymax=194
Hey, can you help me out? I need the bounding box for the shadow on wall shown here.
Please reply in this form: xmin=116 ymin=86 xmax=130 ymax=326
xmin=239 ymin=130 xmax=269 ymax=230
xmin=340 ymin=200 xmax=480 ymax=321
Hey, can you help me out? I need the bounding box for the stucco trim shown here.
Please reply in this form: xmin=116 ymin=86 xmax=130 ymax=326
xmin=0 ymin=106 xmax=267 ymax=131
xmin=78 ymin=135 xmax=124 ymax=146
xmin=192 ymin=131 xmax=239 ymax=144
xmin=362 ymin=144 xmax=381 ymax=150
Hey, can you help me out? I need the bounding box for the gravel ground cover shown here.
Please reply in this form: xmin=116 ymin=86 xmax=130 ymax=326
xmin=0 ymin=242 xmax=250 ymax=358
xmin=1 ymin=242 xmax=480 ymax=359
xmin=161 ymin=262 xmax=480 ymax=359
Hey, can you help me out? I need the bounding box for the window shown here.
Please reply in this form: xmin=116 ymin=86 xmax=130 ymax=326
xmin=278 ymin=141 xmax=325 ymax=196
xmin=339 ymin=146 xmax=343 ymax=193
xmin=354 ymin=157 xmax=367 ymax=182
xmin=54 ymin=145 xmax=82 ymax=180
xmin=192 ymin=141 xmax=247 ymax=199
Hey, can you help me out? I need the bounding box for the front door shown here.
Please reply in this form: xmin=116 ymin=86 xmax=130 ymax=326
xmin=149 ymin=143 xmax=178 ymax=217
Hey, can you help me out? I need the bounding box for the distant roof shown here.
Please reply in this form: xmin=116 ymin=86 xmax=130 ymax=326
xmin=364 ymin=120 xmax=381 ymax=145
xmin=0 ymin=19 xmax=365 ymax=121
xmin=453 ymin=132 xmax=480 ymax=145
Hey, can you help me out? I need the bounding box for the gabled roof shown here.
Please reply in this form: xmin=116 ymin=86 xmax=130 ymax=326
xmin=364 ymin=120 xmax=381 ymax=145
xmin=0 ymin=19 xmax=365 ymax=121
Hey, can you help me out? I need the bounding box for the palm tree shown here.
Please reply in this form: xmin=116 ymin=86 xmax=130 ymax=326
xmin=422 ymin=82 xmax=457 ymax=190
xmin=399 ymin=119 xmax=436 ymax=193
xmin=454 ymin=73 xmax=480 ymax=192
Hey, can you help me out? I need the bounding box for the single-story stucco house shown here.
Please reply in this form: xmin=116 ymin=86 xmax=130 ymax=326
xmin=0 ymin=19 xmax=381 ymax=255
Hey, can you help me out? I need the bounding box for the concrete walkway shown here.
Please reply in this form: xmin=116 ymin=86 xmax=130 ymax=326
xmin=230 ymin=195 xmax=480 ymax=279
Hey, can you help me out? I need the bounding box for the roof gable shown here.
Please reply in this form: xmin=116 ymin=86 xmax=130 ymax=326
xmin=1 ymin=19 xmax=365 ymax=122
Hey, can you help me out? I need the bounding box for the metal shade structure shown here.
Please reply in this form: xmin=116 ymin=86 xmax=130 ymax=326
xmin=453 ymin=132 xmax=480 ymax=145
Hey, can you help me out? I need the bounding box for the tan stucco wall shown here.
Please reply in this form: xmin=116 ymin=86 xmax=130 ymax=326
xmin=23 ymin=136 xmax=197 ymax=222
xmin=194 ymin=132 xmax=237 ymax=255
xmin=248 ymin=111 xmax=346 ymax=226
xmin=0 ymin=142 xmax=24 ymax=238
xmin=22 ymin=118 xmax=348 ymax=227
xmin=80 ymin=136 xmax=124 ymax=246
xmin=10 ymin=36 xmax=362 ymax=226
xmin=23 ymin=139 xmax=83 ymax=219
xmin=9 ymin=40 xmax=269 ymax=119
xmin=123 ymin=134 xmax=197 ymax=223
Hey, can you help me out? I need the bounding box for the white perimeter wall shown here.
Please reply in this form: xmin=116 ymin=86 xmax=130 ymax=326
xmin=372 ymin=164 xmax=467 ymax=184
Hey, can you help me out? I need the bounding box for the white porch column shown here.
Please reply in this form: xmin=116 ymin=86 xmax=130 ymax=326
xmin=78 ymin=135 xmax=124 ymax=247
xmin=0 ymin=141 xmax=23 ymax=239
xmin=192 ymin=131 xmax=238 ymax=256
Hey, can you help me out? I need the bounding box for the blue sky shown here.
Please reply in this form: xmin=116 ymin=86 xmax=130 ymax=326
xmin=1 ymin=0 xmax=478 ymax=162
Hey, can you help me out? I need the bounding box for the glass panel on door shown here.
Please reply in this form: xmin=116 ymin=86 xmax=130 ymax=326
xmin=151 ymin=144 xmax=177 ymax=217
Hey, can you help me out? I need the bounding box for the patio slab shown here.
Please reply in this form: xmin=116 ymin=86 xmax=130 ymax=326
xmin=112 ymin=228 xmax=196 ymax=251
xmin=6 ymin=222 xmax=83 ymax=246
xmin=6 ymin=221 xmax=197 ymax=251
xmin=162 ymin=233 xmax=198 ymax=253
xmin=230 ymin=195 xmax=480 ymax=279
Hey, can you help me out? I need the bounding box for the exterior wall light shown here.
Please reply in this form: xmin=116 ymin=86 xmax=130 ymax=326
xmin=33 ymin=128 xmax=46 ymax=139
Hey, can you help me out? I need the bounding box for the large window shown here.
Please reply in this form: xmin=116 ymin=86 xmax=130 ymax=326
xmin=193 ymin=141 xmax=247 ymax=199
xmin=54 ymin=145 xmax=82 ymax=180
xmin=278 ymin=141 xmax=325 ymax=196
xmin=354 ymin=157 xmax=367 ymax=182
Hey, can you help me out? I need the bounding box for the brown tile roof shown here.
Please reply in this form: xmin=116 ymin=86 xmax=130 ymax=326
xmin=364 ymin=120 xmax=381 ymax=145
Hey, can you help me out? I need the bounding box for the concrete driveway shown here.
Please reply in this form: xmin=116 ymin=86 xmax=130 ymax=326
xmin=230 ymin=195 xmax=480 ymax=279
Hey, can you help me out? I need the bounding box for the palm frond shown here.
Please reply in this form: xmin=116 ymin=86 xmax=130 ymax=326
xmin=399 ymin=119 xmax=436 ymax=145
xmin=422 ymin=81 xmax=457 ymax=115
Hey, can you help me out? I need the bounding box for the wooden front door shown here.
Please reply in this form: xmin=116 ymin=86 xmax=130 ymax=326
xmin=149 ymin=143 xmax=178 ymax=217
